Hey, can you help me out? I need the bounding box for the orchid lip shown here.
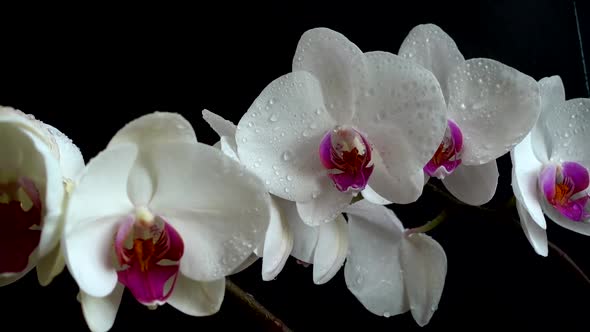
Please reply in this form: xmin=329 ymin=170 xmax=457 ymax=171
xmin=424 ymin=120 xmax=463 ymax=179
xmin=319 ymin=125 xmax=374 ymax=192
xmin=0 ymin=177 xmax=42 ymax=274
xmin=539 ymin=162 xmax=590 ymax=222
xmin=114 ymin=210 xmax=184 ymax=306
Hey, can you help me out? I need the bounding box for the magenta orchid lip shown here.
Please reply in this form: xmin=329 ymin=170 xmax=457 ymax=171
xmin=424 ymin=120 xmax=463 ymax=179
xmin=319 ymin=125 xmax=374 ymax=192
xmin=539 ymin=162 xmax=590 ymax=222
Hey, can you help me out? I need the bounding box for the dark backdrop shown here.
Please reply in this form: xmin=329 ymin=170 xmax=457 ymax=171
xmin=0 ymin=1 xmax=589 ymax=331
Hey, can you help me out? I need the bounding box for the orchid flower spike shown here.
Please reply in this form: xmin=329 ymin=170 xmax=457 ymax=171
xmin=235 ymin=27 xmax=448 ymax=226
xmin=512 ymin=76 xmax=590 ymax=256
xmin=62 ymin=112 xmax=271 ymax=332
xmin=399 ymin=24 xmax=541 ymax=206
xmin=344 ymin=200 xmax=447 ymax=326
xmin=0 ymin=107 xmax=84 ymax=287
xmin=204 ymin=110 xmax=348 ymax=284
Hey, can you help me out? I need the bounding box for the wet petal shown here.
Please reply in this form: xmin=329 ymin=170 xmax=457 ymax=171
xmin=293 ymin=27 xmax=367 ymax=123
xmin=354 ymin=51 xmax=447 ymax=203
xmin=532 ymin=76 xmax=565 ymax=163
xmin=401 ymin=233 xmax=447 ymax=327
xmin=516 ymin=201 xmax=548 ymax=256
xmin=108 ymin=112 xmax=197 ymax=149
xmin=368 ymin=152 xmax=426 ymax=204
xmin=344 ymin=201 xmax=409 ymax=317
xmin=235 ymin=71 xmax=336 ymax=202
xmin=398 ymin=23 xmax=465 ymax=102
xmin=40 ymin=123 xmax=85 ymax=181
xmin=80 ymin=284 xmax=124 ymax=332
xmin=36 ymin=242 xmax=66 ymax=286
xmin=148 ymin=143 xmax=270 ymax=281
xmin=441 ymin=161 xmax=498 ymax=206
xmin=296 ymin=177 xmax=352 ymax=226
xmin=202 ymin=109 xmax=237 ymax=140
xmin=261 ymin=197 xmax=293 ymax=281
xmin=447 ymin=58 xmax=540 ymax=165
xmin=361 ymin=185 xmax=392 ymax=205
xmin=511 ymin=134 xmax=546 ymax=228
xmin=313 ymin=215 xmax=348 ymax=285
xmin=167 ymin=276 xmax=225 ymax=316
xmin=280 ymin=197 xmax=319 ymax=263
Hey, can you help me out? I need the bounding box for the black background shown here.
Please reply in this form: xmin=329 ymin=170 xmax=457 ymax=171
xmin=1 ymin=1 xmax=589 ymax=331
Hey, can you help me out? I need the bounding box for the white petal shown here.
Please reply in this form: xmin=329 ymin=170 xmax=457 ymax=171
xmin=313 ymin=215 xmax=348 ymax=285
xmin=398 ymin=23 xmax=465 ymax=102
xmin=511 ymin=134 xmax=546 ymax=228
xmin=401 ymin=233 xmax=447 ymax=327
xmin=80 ymin=284 xmax=124 ymax=332
xmin=516 ymin=201 xmax=548 ymax=256
xmin=148 ymin=143 xmax=270 ymax=281
xmin=354 ymin=51 xmax=447 ymax=203
xmin=63 ymin=145 xmax=137 ymax=297
xmin=202 ymin=109 xmax=237 ymax=139
xmin=441 ymin=161 xmax=498 ymax=206
xmin=543 ymin=99 xmax=590 ymax=168
xmin=532 ymin=76 xmax=565 ymax=163
xmin=235 ymin=71 xmax=336 ymax=202
xmin=368 ymin=152 xmax=426 ymax=204
xmin=293 ymin=27 xmax=367 ymax=123
xmin=295 ymin=177 xmax=352 ymax=226
xmin=40 ymin=123 xmax=85 ymax=181
xmin=36 ymin=242 xmax=65 ymax=286
xmin=220 ymin=136 xmax=239 ymax=162
xmin=167 ymin=276 xmax=225 ymax=316
xmin=262 ymin=197 xmax=293 ymax=281
xmin=278 ymin=197 xmax=319 ymax=263
xmin=361 ymin=185 xmax=392 ymax=205
xmin=447 ymin=58 xmax=540 ymax=165
xmin=230 ymin=254 xmax=260 ymax=275
xmin=107 ymin=112 xmax=197 ymax=149
xmin=542 ymin=199 xmax=590 ymax=236
xmin=344 ymin=201 xmax=409 ymax=317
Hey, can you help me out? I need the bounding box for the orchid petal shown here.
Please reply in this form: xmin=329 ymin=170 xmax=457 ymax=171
xmin=36 ymin=242 xmax=65 ymax=286
xmin=277 ymin=197 xmax=319 ymax=263
xmin=542 ymin=199 xmax=590 ymax=235
xmin=511 ymin=134 xmax=546 ymax=228
xmin=202 ymin=109 xmax=237 ymax=139
xmin=220 ymin=136 xmax=239 ymax=162
xmin=80 ymin=284 xmax=124 ymax=332
xmin=295 ymin=177 xmax=352 ymax=226
xmin=236 ymin=71 xmax=336 ymax=202
xmin=167 ymin=276 xmax=225 ymax=316
xmin=313 ymin=215 xmax=348 ymax=285
xmin=40 ymin=123 xmax=85 ymax=181
xmin=63 ymin=145 xmax=137 ymax=297
xmin=293 ymin=28 xmax=367 ymax=123
xmin=447 ymin=58 xmax=540 ymax=165
xmin=344 ymin=201 xmax=409 ymax=317
xmin=148 ymin=143 xmax=270 ymax=281
xmin=532 ymin=76 xmax=566 ymax=163
xmin=261 ymin=197 xmax=293 ymax=281
xmin=108 ymin=112 xmax=197 ymax=149
xmin=368 ymin=152 xmax=426 ymax=204
xmin=230 ymin=254 xmax=260 ymax=275
xmin=516 ymin=201 xmax=548 ymax=256
xmin=398 ymin=23 xmax=465 ymax=102
xmin=361 ymin=185 xmax=392 ymax=205
xmin=354 ymin=51 xmax=447 ymax=203
xmin=400 ymin=233 xmax=447 ymax=327
xmin=441 ymin=161 xmax=498 ymax=206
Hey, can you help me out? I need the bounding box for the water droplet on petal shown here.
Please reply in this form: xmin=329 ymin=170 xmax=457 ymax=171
xmin=269 ymin=113 xmax=279 ymax=122
xmin=282 ymin=151 xmax=293 ymax=162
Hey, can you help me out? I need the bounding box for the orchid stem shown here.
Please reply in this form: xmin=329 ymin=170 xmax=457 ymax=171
xmin=547 ymin=241 xmax=590 ymax=286
xmin=225 ymin=278 xmax=293 ymax=332
xmin=407 ymin=209 xmax=448 ymax=235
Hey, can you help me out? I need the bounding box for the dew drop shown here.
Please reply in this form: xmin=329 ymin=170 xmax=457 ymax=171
xmin=282 ymin=150 xmax=294 ymax=161
xmin=268 ymin=98 xmax=276 ymax=106
xmin=383 ymin=312 xmax=391 ymax=318
xmin=269 ymin=113 xmax=279 ymax=122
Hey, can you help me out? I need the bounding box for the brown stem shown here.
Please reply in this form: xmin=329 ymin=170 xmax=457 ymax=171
xmin=548 ymin=241 xmax=590 ymax=286
xmin=226 ymin=278 xmax=293 ymax=332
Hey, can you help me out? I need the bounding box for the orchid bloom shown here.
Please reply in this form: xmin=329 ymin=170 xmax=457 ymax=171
xmin=62 ymin=112 xmax=270 ymax=332
xmin=0 ymin=107 xmax=84 ymax=287
xmin=512 ymin=76 xmax=590 ymax=256
xmin=203 ymin=110 xmax=348 ymax=284
xmin=344 ymin=200 xmax=447 ymax=326
xmin=399 ymin=24 xmax=541 ymax=205
xmin=235 ymin=27 xmax=448 ymax=226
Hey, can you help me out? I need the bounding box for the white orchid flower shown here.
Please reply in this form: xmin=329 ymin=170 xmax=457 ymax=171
xmin=399 ymin=24 xmax=541 ymax=206
xmin=204 ymin=110 xmax=347 ymax=284
xmin=511 ymin=76 xmax=590 ymax=256
xmin=235 ymin=27 xmax=448 ymax=226
xmin=0 ymin=107 xmax=84 ymax=287
xmin=344 ymin=200 xmax=447 ymax=326
xmin=62 ymin=112 xmax=270 ymax=332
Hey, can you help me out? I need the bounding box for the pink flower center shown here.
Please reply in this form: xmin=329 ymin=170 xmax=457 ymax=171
xmin=114 ymin=211 xmax=184 ymax=306
xmin=539 ymin=162 xmax=590 ymax=222
xmin=0 ymin=177 xmax=42 ymax=274
xmin=319 ymin=125 xmax=374 ymax=192
xmin=424 ymin=120 xmax=463 ymax=179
